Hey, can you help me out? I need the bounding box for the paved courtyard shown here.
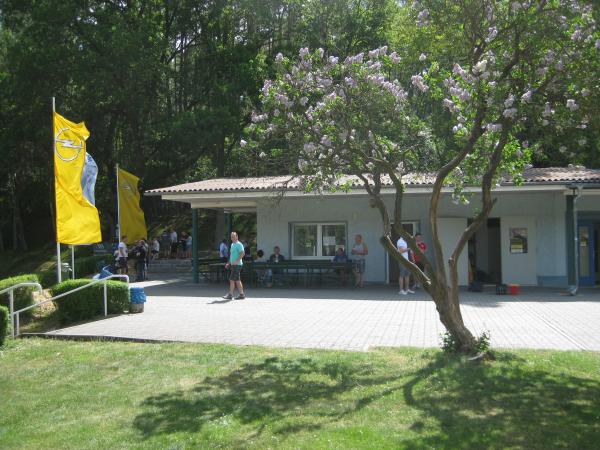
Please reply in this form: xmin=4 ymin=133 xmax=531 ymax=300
xmin=46 ymin=277 xmax=600 ymax=351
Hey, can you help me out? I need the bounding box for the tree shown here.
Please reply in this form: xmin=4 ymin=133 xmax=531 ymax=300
xmin=247 ymin=0 xmax=598 ymax=354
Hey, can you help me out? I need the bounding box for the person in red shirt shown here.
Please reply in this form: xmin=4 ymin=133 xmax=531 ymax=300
xmin=412 ymin=233 xmax=427 ymax=289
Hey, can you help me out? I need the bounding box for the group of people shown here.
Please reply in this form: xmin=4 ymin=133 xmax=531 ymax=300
xmin=325 ymin=232 xmax=428 ymax=294
xmin=115 ymin=235 xmax=150 ymax=282
xmin=396 ymin=232 xmax=427 ymax=295
xmin=218 ymin=231 xmax=427 ymax=298
xmin=161 ymin=229 xmax=192 ymax=259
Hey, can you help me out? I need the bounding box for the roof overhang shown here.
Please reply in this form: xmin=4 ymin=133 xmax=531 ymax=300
xmin=150 ymin=183 xmax=582 ymax=209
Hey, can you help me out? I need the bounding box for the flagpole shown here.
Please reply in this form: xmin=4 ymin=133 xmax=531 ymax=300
xmin=116 ymin=163 xmax=121 ymax=244
xmin=53 ymin=97 xmax=62 ymax=284
xmin=71 ymin=245 xmax=75 ymax=279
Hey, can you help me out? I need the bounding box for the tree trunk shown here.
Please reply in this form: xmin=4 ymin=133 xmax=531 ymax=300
xmin=431 ymin=282 xmax=477 ymax=352
xmin=0 ymin=227 xmax=4 ymax=252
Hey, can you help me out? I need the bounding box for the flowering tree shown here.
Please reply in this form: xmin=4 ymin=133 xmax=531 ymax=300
xmin=246 ymin=0 xmax=598 ymax=354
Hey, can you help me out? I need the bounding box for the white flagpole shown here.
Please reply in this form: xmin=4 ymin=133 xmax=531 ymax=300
xmin=53 ymin=97 xmax=62 ymax=284
xmin=71 ymin=245 xmax=75 ymax=279
xmin=116 ymin=163 xmax=121 ymax=244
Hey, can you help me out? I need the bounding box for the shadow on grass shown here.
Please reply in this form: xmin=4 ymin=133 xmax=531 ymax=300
xmin=133 ymin=353 xmax=600 ymax=448
xmin=402 ymin=352 xmax=600 ymax=449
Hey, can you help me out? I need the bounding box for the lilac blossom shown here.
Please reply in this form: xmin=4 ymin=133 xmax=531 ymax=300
xmin=411 ymin=74 xmax=429 ymax=92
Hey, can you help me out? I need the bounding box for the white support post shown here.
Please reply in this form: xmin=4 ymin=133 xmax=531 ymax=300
xmin=9 ymin=291 xmax=14 ymax=338
xmin=71 ymin=245 xmax=75 ymax=279
xmin=53 ymin=97 xmax=62 ymax=284
xmin=15 ymin=312 xmax=20 ymax=338
xmin=103 ymin=282 xmax=108 ymax=317
xmin=116 ymin=164 xmax=121 ymax=243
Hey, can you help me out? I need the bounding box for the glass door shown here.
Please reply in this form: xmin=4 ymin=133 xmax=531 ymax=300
xmin=578 ymin=221 xmax=595 ymax=286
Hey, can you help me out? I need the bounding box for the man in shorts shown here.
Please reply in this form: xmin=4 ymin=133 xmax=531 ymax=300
xmin=222 ymin=231 xmax=246 ymax=300
xmin=396 ymin=236 xmax=414 ymax=295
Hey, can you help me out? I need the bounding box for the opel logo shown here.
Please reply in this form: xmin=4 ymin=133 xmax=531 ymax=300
xmin=55 ymin=127 xmax=83 ymax=162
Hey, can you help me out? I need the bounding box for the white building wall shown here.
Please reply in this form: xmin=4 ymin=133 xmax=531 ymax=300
xmin=256 ymin=189 xmax=571 ymax=285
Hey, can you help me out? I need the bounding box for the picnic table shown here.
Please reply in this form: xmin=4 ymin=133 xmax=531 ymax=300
xmin=205 ymin=260 xmax=354 ymax=287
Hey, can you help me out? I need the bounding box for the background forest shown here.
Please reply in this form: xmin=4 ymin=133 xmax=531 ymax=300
xmin=0 ymin=0 xmax=598 ymax=252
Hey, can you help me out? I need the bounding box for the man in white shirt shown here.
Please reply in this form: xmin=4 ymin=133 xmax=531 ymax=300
xmin=169 ymin=229 xmax=178 ymax=258
xmin=117 ymin=236 xmax=128 ymax=274
xmin=396 ymin=236 xmax=414 ymax=295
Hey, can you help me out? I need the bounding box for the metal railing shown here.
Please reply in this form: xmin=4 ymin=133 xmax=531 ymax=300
xmin=0 ymin=282 xmax=43 ymax=338
xmin=9 ymin=274 xmax=129 ymax=337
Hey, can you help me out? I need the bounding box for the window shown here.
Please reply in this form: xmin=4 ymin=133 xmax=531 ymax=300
xmin=292 ymin=222 xmax=347 ymax=259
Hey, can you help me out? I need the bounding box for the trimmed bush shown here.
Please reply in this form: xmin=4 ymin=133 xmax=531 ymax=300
xmin=0 ymin=305 xmax=9 ymax=346
xmin=0 ymin=274 xmax=40 ymax=317
xmin=51 ymin=279 xmax=130 ymax=324
xmin=34 ymin=255 xmax=111 ymax=290
xmin=74 ymin=255 xmax=111 ymax=278
xmin=35 ymin=270 xmax=58 ymax=289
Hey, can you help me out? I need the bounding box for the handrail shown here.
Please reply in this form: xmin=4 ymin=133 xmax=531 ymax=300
xmin=11 ymin=274 xmax=129 ymax=337
xmin=1 ymin=282 xmax=43 ymax=339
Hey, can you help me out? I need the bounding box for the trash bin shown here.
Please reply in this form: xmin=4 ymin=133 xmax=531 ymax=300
xmin=130 ymin=287 xmax=146 ymax=313
xmin=508 ymin=284 xmax=520 ymax=296
xmin=61 ymin=263 xmax=72 ymax=279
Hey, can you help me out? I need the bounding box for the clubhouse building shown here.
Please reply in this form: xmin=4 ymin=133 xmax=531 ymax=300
xmin=146 ymin=167 xmax=600 ymax=289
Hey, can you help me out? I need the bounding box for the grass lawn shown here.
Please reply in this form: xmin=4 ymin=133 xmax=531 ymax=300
xmin=1 ymin=339 xmax=599 ymax=449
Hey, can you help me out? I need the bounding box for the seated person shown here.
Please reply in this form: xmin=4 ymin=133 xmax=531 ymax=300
xmin=254 ymin=249 xmax=267 ymax=285
xmin=332 ymin=247 xmax=347 ymax=263
xmin=267 ymin=246 xmax=286 ymax=286
xmin=243 ymin=245 xmax=253 ymax=261
xmin=332 ymin=247 xmax=349 ymax=285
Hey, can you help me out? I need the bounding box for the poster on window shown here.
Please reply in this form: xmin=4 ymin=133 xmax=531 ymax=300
xmin=509 ymin=228 xmax=528 ymax=253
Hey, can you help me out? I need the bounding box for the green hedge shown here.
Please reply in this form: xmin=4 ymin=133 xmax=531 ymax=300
xmin=74 ymin=255 xmax=111 ymax=278
xmin=0 ymin=274 xmax=40 ymax=317
xmin=0 ymin=305 xmax=9 ymax=346
xmin=51 ymin=279 xmax=130 ymax=324
xmin=34 ymin=255 xmax=111 ymax=290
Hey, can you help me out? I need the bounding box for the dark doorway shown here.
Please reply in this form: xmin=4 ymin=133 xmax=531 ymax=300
xmin=388 ymin=222 xmax=418 ymax=283
xmin=468 ymin=218 xmax=502 ymax=284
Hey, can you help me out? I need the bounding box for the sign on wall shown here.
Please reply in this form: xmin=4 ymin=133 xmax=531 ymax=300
xmin=509 ymin=228 xmax=528 ymax=254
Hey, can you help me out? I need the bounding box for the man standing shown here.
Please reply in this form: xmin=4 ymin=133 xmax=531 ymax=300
xmin=169 ymin=228 xmax=178 ymax=258
xmin=117 ymin=235 xmax=128 ymax=275
xmin=396 ymin=235 xmax=414 ymax=295
xmin=133 ymin=240 xmax=147 ymax=282
xmin=412 ymin=233 xmax=427 ymax=289
xmin=223 ymin=231 xmax=246 ymax=300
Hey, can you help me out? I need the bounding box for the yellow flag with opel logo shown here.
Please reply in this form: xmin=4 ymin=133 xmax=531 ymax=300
xmin=54 ymin=112 xmax=102 ymax=244
xmin=117 ymin=168 xmax=147 ymax=242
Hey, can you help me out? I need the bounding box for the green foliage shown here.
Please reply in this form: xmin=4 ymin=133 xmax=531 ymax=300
xmin=441 ymin=330 xmax=491 ymax=355
xmin=0 ymin=274 xmax=40 ymax=317
xmin=51 ymin=279 xmax=130 ymax=324
xmin=34 ymin=270 xmax=58 ymax=289
xmin=74 ymin=255 xmax=111 ymax=278
xmin=0 ymin=305 xmax=8 ymax=346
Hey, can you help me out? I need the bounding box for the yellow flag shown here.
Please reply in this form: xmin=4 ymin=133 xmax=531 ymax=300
xmin=118 ymin=168 xmax=147 ymax=242
xmin=54 ymin=112 xmax=102 ymax=244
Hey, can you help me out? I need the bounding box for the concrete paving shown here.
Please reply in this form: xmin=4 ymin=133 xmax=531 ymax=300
xmin=45 ymin=276 xmax=600 ymax=351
